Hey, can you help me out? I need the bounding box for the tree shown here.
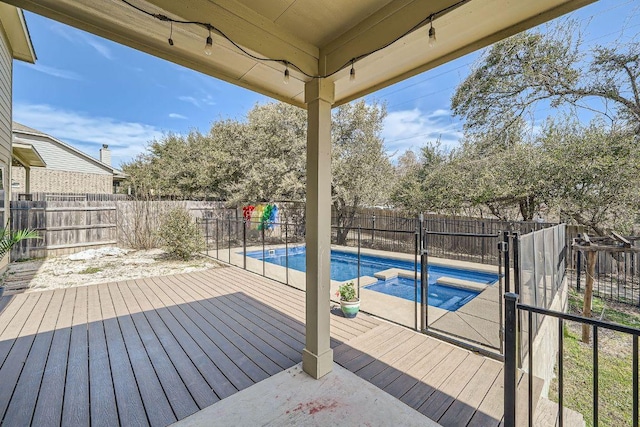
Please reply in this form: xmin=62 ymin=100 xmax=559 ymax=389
xmin=123 ymin=100 xmax=393 ymax=241
xmin=451 ymin=21 xmax=640 ymax=138
xmin=540 ymin=117 xmax=640 ymax=235
xmin=332 ymin=100 xmax=394 ymax=244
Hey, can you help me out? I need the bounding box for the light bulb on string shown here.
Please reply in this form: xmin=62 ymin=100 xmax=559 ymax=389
xmin=428 ymin=16 xmax=436 ymax=47
xmin=283 ymin=62 xmax=290 ymax=85
xmin=204 ymin=26 xmax=213 ymax=55
xmin=349 ymin=61 xmax=356 ymax=82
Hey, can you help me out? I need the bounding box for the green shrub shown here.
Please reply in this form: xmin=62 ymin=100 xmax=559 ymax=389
xmin=158 ymin=208 xmax=204 ymax=260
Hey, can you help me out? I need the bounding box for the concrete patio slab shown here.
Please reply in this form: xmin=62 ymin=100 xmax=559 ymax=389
xmin=172 ymin=362 xmax=441 ymax=427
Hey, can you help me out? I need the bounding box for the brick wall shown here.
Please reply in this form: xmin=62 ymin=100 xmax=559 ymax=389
xmin=11 ymin=166 xmax=112 ymax=195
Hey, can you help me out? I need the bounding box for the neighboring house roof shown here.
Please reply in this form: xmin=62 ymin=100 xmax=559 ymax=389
xmin=12 ymin=141 xmax=46 ymax=167
xmin=0 ymin=4 xmax=36 ymax=63
xmin=12 ymin=122 xmax=126 ymax=179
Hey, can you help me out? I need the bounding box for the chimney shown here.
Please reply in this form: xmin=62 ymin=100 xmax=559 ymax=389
xmin=100 ymin=144 xmax=111 ymax=166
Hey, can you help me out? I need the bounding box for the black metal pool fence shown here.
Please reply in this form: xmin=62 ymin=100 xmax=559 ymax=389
xmin=196 ymin=215 xmax=557 ymax=354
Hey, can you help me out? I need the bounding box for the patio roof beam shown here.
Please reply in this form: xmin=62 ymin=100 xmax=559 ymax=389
xmin=319 ymin=0 xmax=457 ymax=76
xmin=145 ymin=0 xmax=319 ymax=77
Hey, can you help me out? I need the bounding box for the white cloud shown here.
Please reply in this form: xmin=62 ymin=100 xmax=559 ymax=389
xmin=178 ymin=94 xmax=216 ymax=108
xmin=29 ymin=64 xmax=83 ymax=81
xmin=50 ymin=22 xmax=113 ymax=60
xmin=382 ymin=108 xmax=463 ymax=156
xmin=85 ymin=39 xmax=114 ymax=60
xmin=13 ymin=104 xmax=164 ymax=166
xmin=169 ymin=113 xmax=187 ymax=120
xmin=178 ymin=96 xmax=200 ymax=107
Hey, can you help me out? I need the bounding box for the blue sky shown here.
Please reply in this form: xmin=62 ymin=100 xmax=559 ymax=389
xmin=13 ymin=0 xmax=639 ymax=168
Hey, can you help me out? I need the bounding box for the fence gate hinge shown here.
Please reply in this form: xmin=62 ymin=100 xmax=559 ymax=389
xmin=498 ymin=241 xmax=509 ymax=252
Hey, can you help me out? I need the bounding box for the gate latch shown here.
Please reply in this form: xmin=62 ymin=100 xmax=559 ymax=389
xmin=498 ymin=241 xmax=509 ymax=252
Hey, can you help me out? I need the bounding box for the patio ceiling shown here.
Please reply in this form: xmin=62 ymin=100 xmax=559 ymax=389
xmin=4 ymin=0 xmax=595 ymax=108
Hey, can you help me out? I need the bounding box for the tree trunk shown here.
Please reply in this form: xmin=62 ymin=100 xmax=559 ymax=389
xmin=582 ymin=250 xmax=597 ymax=343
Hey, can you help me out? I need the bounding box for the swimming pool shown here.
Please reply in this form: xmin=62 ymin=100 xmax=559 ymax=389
xmin=366 ymin=276 xmax=479 ymax=311
xmin=245 ymin=246 xmax=499 ymax=311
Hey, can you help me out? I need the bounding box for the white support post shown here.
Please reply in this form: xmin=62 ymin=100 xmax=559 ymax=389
xmin=302 ymin=78 xmax=334 ymax=379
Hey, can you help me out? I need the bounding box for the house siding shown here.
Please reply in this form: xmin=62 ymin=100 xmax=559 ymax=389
xmin=13 ymin=134 xmax=112 ymax=175
xmin=12 ymin=165 xmax=113 ymax=194
xmin=0 ymin=21 xmax=11 ymax=268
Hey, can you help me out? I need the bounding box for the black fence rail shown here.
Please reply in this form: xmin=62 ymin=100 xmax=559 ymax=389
xmin=504 ymin=293 xmax=640 ymax=427
xmin=570 ymin=248 xmax=640 ymax=306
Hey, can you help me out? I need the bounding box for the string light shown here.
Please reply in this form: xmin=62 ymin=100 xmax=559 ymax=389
xmin=204 ymin=25 xmax=213 ymax=55
xmin=283 ymin=62 xmax=290 ymax=85
xmin=120 ymin=0 xmax=467 ymax=79
xmin=428 ymin=15 xmax=437 ymax=47
xmin=168 ymin=21 xmax=174 ymax=46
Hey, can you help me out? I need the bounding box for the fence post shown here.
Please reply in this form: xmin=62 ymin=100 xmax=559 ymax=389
xmin=357 ymin=226 xmax=361 ymax=297
xmin=243 ymin=218 xmax=247 ymax=270
xmin=504 ymin=292 xmax=519 ymax=427
xmin=419 ymin=213 xmax=428 ymax=331
xmin=577 ymin=250 xmax=581 ymax=292
xmin=205 ymin=217 xmax=209 ymax=254
xmin=372 ymin=214 xmax=376 ymax=244
xmin=502 ymin=231 xmax=511 ymax=293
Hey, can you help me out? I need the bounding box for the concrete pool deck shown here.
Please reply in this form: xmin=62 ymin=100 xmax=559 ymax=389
xmin=211 ymin=244 xmax=507 ymax=352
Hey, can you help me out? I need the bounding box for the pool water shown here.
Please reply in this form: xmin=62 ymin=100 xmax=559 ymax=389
xmin=366 ymin=276 xmax=478 ymax=311
xmin=245 ymin=246 xmax=499 ymax=311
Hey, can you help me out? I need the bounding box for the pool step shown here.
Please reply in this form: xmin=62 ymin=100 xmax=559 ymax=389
xmin=436 ymin=277 xmax=488 ymax=292
xmin=372 ymin=268 xmax=488 ymax=293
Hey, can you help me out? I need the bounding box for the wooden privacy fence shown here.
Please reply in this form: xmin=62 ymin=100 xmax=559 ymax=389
xmin=10 ymin=200 xmax=118 ymax=259
xmin=9 ymin=200 xmax=235 ymax=260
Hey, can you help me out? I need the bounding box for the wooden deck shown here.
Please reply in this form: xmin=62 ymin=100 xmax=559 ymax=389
xmin=0 ymin=266 xmax=504 ymax=426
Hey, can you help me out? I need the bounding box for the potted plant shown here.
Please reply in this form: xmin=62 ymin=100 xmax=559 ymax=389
xmin=336 ymin=281 xmax=360 ymax=318
xmin=0 ymin=225 xmax=39 ymax=298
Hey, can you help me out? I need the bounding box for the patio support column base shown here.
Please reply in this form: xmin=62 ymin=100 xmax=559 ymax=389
xmin=302 ymin=348 xmax=333 ymax=379
xmin=302 ymin=78 xmax=334 ymax=380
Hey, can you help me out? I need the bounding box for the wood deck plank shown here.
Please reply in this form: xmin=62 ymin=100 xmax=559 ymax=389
xmin=0 ymin=291 xmax=53 ymax=419
xmin=176 ymin=274 xmax=295 ymax=373
xmin=186 ymin=277 xmax=307 ymax=354
xmin=146 ymin=276 xmax=255 ymax=392
xmin=0 ymin=293 xmax=28 ymax=336
xmin=109 ymin=282 xmax=177 ymax=427
xmin=341 ymin=329 xmax=416 ymax=373
xmin=62 ymin=285 xmax=90 ymax=427
xmin=384 ymin=345 xmax=462 ymax=401
xmin=356 ymin=333 xmax=426 ymax=381
xmin=117 ymin=281 xmax=200 ymax=420
xmin=205 ymin=269 xmax=358 ymax=345
xmin=204 ymin=269 xmax=375 ymax=340
xmin=438 ymin=360 xmax=502 ymax=426
xmin=0 ymin=293 xmax=41 ymax=367
xmin=99 ymin=284 xmax=150 ymax=427
xmin=333 ymin=324 xmax=397 ymax=363
xmin=467 ymin=370 xmax=505 ymax=427
xmin=126 ymin=280 xmax=219 ymax=409
xmin=154 ymin=275 xmax=270 ymax=383
xmin=133 ymin=278 xmax=238 ymax=400
xmin=31 ymin=288 xmax=76 ymax=427
xmin=86 ymin=284 xmax=119 ymax=427
xmin=184 ymin=273 xmax=302 ymax=363
xmin=370 ymin=339 xmax=445 ymax=390
xmin=417 ymin=356 xmax=493 ymax=421
xmin=2 ymin=291 xmax=63 ymax=426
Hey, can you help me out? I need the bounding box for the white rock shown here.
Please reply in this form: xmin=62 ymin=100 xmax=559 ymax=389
xmin=68 ymin=247 xmax=128 ymax=261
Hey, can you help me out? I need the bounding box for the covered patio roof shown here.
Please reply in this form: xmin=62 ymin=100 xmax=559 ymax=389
xmin=2 ymin=0 xmax=595 ymax=382
xmin=6 ymin=0 xmax=594 ymax=108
